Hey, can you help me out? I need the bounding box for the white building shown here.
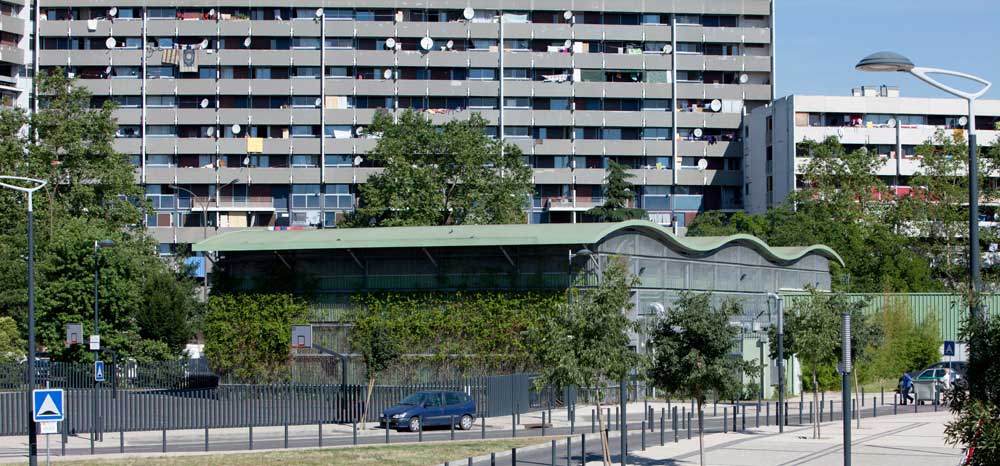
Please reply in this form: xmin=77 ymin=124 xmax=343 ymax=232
xmin=744 ymin=86 xmax=1000 ymax=214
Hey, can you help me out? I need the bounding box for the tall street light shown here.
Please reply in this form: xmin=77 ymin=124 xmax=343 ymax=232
xmin=92 ymin=239 xmax=114 ymax=451
xmin=0 ymin=176 xmax=47 ymax=466
xmin=767 ymin=292 xmax=784 ymax=433
xmin=856 ymin=52 xmax=993 ymax=319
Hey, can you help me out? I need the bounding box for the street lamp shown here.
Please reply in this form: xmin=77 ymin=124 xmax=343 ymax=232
xmin=0 ymin=176 xmax=46 ymax=466
xmin=856 ymin=51 xmax=993 ymax=319
xmin=92 ymin=239 xmax=114 ymax=452
xmin=767 ymin=292 xmax=785 ymax=433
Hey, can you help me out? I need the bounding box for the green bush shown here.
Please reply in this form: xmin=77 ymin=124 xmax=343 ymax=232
xmin=866 ymin=297 xmax=941 ymax=379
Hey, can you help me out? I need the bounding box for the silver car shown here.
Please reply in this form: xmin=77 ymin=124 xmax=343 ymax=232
xmin=911 ymin=368 xmax=951 ymax=404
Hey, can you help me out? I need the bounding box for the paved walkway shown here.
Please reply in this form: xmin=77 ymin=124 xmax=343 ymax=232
xmin=586 ymin=411 xmax=960 ymax=466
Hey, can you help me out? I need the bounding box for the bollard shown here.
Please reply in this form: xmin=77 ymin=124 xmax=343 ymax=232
xmin=755 ymin=403 xmax=760 ymax=427
xmin=881 ymin=386 xmax=885 ymax=406
xmin=641 ymin=419 xmax=646 ymax=450
xmin=785 ymin=402 xmax=789 ymax=426
xmin=830 ymin=400 xmax=834 ymax=422
xmin=350 ymin=422 xmax=355 ymax=445
xmin=482 ymin=414 xmax=486 ymax=439
xmin=419 ymin=416 xmax=424 ymax=442
xmin=571 ymin=408 xmax=575 ymax=434
xmin=682 ymin=406 xmax=686 ymax=429
xmin=673 ymin=406 xmax=678 ymax=443
xmin=581 ymin=434 xmax=586 ymax=466
xmin=591 ymin=409 xmax=596 ymax=434
xmin=513 ymin=408 xmax=517 ymax=438
xmin=451 ymin=415 xmax=456 ymax=440
xmin=742 ymin=404 xmax=746 ymax=431
xmin=714 ymin=402 xmax=717 ymax=417
xmin=249 ymin=425 xmax=254 ymax=450
xmin=914 ymin=399 xmax=917 ymax=413
xmin=687 ymin=412 xmax=692 ymax=440
xmin=542 ymin=411 xmax=547 ymax=437
xmin=469 ymin=457 xmax=473 ymax=466
xmin=724 ymin=408 xmax=728 ymax=433
xmin=810 ymin=401 xmax=814 ymax=424
xmin=550 ymin=440 xmax=556 ymax=466
xmin=512 ymin=447 xmax=517 ymax=465
xmin=799 ymin=401 xmax=803 ymax=425
xmin=284 ymin=423 xmax=288 ymax=449
xmin=894 ymin=396 xmax=898 ymax=415
xmin=162 ymin=428 xmax=166 ymax=453
xmin=615 ymin=406 xmax=619 ymax=431
xmin=733 ymin=404 xmax=738 ymax=432
xmin=766 ymin=402 xmax=770 ymax=426
xmin=204 ymin=427 xmax=208 ymax=452
xmin=660 ymin=409 xmax=665 ymax=446
xmin=862 ymin=387 xmax=866 ymax=405
xmin=385 ymin=421 xmax=389 ymax=444
xmin=566 ymin=436 xmax=572 ymax=466
xmin=873 ymin=398 xmax=877 ymax=418
xmin=491 ymin=452 xmax=496 ymax=466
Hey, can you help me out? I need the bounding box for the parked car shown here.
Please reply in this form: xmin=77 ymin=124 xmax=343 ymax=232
xmin=380 ymin=391 xmax=476 ymax=432
xmin=912 ymin=367 xmax=952 ymax=404
xmin=925 ymin=361 xmax=967 ymax=381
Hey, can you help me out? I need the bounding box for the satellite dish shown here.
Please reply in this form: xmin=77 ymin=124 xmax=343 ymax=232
xmin=463 ymin=7 xmax=475 ymax=20
xmin=661 ymin=44 xmax=673 ymax=54
xmin=104 ymin=65 xmax=112 ymax=74
xmin=564 ymin=39 xmax=572 ymax=48
xmin=108 ymin=7 xmax=118 ymax=16
xmin=105 ymin=37 xmax=116 ymax=49
xmin=647 ymin=303 xmax=665 ymax=316
xmin=353 ymin=156 xmax=363 ymax=166
xmin=710 ymin=100 xmax=722 ymax=112
xmin=206 ymin=126 xmax=215 ymax=137
xmin=243 ymin=37 xmax=251 ymax=48
xmin=887 ymin=118 xmax=897 ymax=128
xmin=959 ymin=116 xmax=969 ymax=127
xmin=354 ymin=126 xmax=364 ymax=136
xmin=446 ymin=40 xmax=454 ymax=49
xmin=208 ymin=8 xmax=215 ymax=17
xmin=385 ymin=37 xmax=396 ymax=49
xmin=199 ymin=98 xmax=209 ymax=108
xmin=697 ymin=158 xmax=708 ymax=171
xmin=693 ymin=128 xmax=704 ymax=138
xmin=315 ymin=8 xmax=323 ymax=17
xmin=563 ymin=10 xmax=573 ymax=20
xmin=395 ymin=43 xmax=402 ymax=51
xmin=314 ymin=98 xmax=322 ymax=107
xmin=199 ymin=39 xmax=209 ymax=49
xmin=382 ymin=68 xmax=393 ymax=79
xmin=739 ymin=73 xmax=749 ymax=84
xmin=420 ymin=37 xmax=434 ymax=51
xmin=232 ymin=124 xmax=242 ymax=134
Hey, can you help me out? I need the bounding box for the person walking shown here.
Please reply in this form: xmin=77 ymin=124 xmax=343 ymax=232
xmin=900 ymin=372 xmax=914 ymax=405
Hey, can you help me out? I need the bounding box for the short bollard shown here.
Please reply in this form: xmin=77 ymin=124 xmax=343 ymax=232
xmin=284 ymin=423 xmax=289 ymax=448
xmin=550 ymin=440 xmax=556 ymax=466
xmin=641 ymin=419 xmax=646 ymax=450
xmin=830 ymin=400 xmax=834 ymax=422
xmin=873 ymin=398 xmax=877 ymax=417
xmin=766 ymin=403 xmax=770 ymax=426
xmin=512 ymin=447 xmax=517 ymax=465
xmin=742 ymin=405 xmax=746 ymax=431
xmin=566 ymin=437 xmax=572 ymax=466
xmin=482 ymin=415 xmax=486 ymax=439
xmin=881 ymin=387 xmax=885 ymax=406
xmin=660 ymin=410 xmax=665 ymax=446
xmin=810 ymin=401 xmax=814 ymax=423
xmin=542 ymin=411 xmax=547 ymax=437
xmin=512 ymin=409 xmax=517 ymax=438
xmin=673 ymin=406 xmax=678 ymax=443
xmin=570 ymin=409 xmax=575 ymax=434
xmin=591 ymin=409 xmax=596 ymax=434
xmin=351 ymin=422 xmax=356 ymax=446
xmin=894 ymin=398 xmax=898 ymax=415
xmin=799 ymin=401 xmax=803 ymax=425
xmin=755 ymin=403 xmax=760 ymax=427
xmin=385 ymin=422 xmax=389 ymax=444
xmin=713 ymin=403 xmax=717 ymax=417
xmin=249 ymin=426 xmax=253 ymax=451
xmin=419 ymin=418 xmax=423 ymax=442
xmin=682 ymin=406 xmax=686 ymax=429
xmin=914 ymin=399 xmax=918 ymax=413
xmin=204 ymin=427 xmax=209 ymax=452
xmin=723 ymin=408 xmax=728 ymax=433
xmin=687 ymin=412 xmax=692 ymax=440
xmin=615 ymin=407 xmax=619 ymax=430
xmin=451 ymin=415 xmax=456 ymax=440
xmin=785 ymin=402 xmax=789 ymax=426
xmin=490 ymin=452 xmax=496 ymax=466
xmin=581 ymin=434 xmax=586 ymax=466
xmin=469 ymin=457 xmax=473 ymax=466
xmin=162 ymin=428 xmax=167 ymax=453
xmin=733 ymin=405 xmax=738 ymax=431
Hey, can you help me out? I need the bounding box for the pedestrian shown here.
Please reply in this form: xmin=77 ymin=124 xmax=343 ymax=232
xmin=900 ymin=372 xmax=914 ymax=405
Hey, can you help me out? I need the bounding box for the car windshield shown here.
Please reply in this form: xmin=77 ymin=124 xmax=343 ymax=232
xmin=399 ymin=393 xmax=426 ymax=406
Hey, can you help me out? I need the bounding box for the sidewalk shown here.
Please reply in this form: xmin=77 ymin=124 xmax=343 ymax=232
xmin=596 ymin=411 xmax=960 ymax=466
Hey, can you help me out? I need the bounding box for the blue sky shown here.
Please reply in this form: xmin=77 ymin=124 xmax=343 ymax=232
xmin=777 ymin=0 xmax=1000 ymax=99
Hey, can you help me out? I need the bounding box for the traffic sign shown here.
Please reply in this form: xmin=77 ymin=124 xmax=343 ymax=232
xmin=94 ymin=360 xmax=105 ymax=382
xmin=32 ymin=389 xmax=65 ymax=422
xmin=943 ymin=341 xmax=956 ymax=357
xmin=89 ymin=335 xmax=100 ymax=351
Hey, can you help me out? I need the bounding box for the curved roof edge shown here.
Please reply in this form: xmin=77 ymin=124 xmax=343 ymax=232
xmin=193 ymin=220 xmax=844 ymax=267
xmin=601 ymin=220 xmax=845 ymax=267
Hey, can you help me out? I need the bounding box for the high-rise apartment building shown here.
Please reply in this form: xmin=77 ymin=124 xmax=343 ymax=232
xmin=28 ymin=0 xmax=774 ymax=251
xmin=745 ymin=86 xmax=1000 ymax=214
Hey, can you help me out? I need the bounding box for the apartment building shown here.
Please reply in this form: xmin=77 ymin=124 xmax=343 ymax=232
xmin=32 ymin=0 xmax=774 ymax=251
xmin=0 ymin=0 xmax=28 ymax=108
xmin=745 ymin=86 xmax=1000 ymax=214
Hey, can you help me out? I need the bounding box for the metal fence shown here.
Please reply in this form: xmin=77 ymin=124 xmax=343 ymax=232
xmin=0 ymin=360 xmax=541 ymax=437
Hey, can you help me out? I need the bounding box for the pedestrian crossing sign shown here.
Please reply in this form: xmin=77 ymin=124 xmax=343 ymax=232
xmin=94 ymin=360 xmax=105 ymax=382
xmin=32 ymin=389 xmax=64 ymax=422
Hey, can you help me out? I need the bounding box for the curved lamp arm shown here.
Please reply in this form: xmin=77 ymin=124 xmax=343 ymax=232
xmin=909 ymin=67 xmax=992 ymax=101
xmin=0 ymin=176 xmax=47 ymax=211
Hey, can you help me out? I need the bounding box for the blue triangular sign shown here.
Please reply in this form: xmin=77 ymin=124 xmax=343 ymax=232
xmin=94 ymin=361 xmax=105 ymax=382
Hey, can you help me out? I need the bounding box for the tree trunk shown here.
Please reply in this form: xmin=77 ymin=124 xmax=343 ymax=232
xmin=358 ymin=376 xmax=376 ymax=429
xmin=697 ymin=399 xmax=706 ymax=466
xmin=812 ymin=368 xmax=820 ymax=439
xmin=595 ymin=399 xmax=611 ymax=466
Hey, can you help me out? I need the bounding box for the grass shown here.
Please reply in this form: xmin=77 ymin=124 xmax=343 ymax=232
xmin=56 ymin=438 xmax=556 ymax=466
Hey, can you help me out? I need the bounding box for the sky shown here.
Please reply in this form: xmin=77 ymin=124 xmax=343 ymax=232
xmin=777 ymin=0 xmax=1000 ymax=100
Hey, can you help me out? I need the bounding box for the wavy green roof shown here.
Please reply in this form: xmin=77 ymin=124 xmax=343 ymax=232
xmin=193 ymin=220 xmax=843 ymax=266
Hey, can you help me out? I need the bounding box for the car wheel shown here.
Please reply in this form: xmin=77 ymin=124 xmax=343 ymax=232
xmin=460 ymin=414 xmax=474 ymax=430
xmin=408 ymin=416 xmax=421 ymax=433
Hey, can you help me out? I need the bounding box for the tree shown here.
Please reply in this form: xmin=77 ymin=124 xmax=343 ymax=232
xmin=0 ymin=316 xmax=24 ymax=363
xmin=587 ymin=161 xmax=646 ymax=222
xmin=350 ymin=313 xmax=403 ymax=427
xmin=203 ymin=293 xmax=307 ymax=382
xmin=0 ymin=70 xmax=197 ymax=361
xmin=866 ymin=297 xmax=940 ymax=381
xmin=530 ymin=257 xmax=641 ymax=466
xmin=648 ymin=292 xmax=748 ymax=466
xmin=136 ymin=264 xmax=199 ymax=354
xmin=345 ymin=109 xmax=533 ymax=227
xmin=945 ymin=313 xmax=1000 ymax=465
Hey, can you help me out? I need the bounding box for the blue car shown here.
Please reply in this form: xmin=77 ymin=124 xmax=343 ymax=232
xmin=380 ymin=390 xmax=476 ymax=432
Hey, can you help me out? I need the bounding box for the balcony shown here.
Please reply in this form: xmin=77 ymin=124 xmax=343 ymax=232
xmin=214 ymin=196 xmax=276 ymax=211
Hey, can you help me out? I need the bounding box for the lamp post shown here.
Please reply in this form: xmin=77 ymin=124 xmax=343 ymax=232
xmin=92 ymin=239 xmax=114 ymax=449
xmin=856 ymin=52 xmax=993 ymax=319
xmin=0 ymin=176 xmax=47 ymax=466
xmin=767 ymin=292 xmax=784 ymax=433
xmin=841 ymin=312 xmax=853 ymax=466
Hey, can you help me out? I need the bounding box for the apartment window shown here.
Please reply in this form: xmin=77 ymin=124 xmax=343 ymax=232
xmin=112 ymin=66 xmax=139 ymax=79
xmin=325 ymin=125 xmax=353 ymax=139
xmin=324 ymin=9 xmax=352 ymax=20
xmin=702 ymin=15 xmax=738 ymax=27
xmin=147 ymin=154 xmax=173 ymax=167
xmin=113 ymin=95 xmax=143 ymax=108
xmin=676 ymin=71 xmax=703 ymax=83
xmin=291 ymin=125 xmax=319 ymax=138
xmin=292 ymin=67 xmax=321 ymax=78
xmin=146 ymin=125 xmax=176 ymax=138
xmin=324 ymin=184 xmax=354 ymax=209
xmin=469 ymin=68 xmax=496 ymax=80
xmin=503 ymin=39 xmax=530 ymax=51
xmin=292 ymin=155 xmax=319 ymax=167
xmin=504 ymin=126 xmax=530 ymax=138
xmin=325 ymin=37 xmax=353 ymax=50
xmin=642 ymin=99 xmax=670 ymax=111
xmin=154 ymin=37 xmax=174 ymax=49
xmin=642 ymin=127 xmax=671 ymax=140
xmin=147 ymin=95 xmax=176 ymax=108
xmin=504 ymin=97 xmax=530 ymax=109
xmin=291 ymin=185 xmax=321 ymax=209
xmin=468 ymin=97 xmax=497 ymax=109
xmin=470 ymin=39 xmax=496 ymax=51
xmin=291 ymin=38 xmax=321 ymax=49
xmin=146 ymin=66 xmax=176 ymax=79
xmin=148 ymin=8 xmax=176 ymax=19
xmin=675 ymin=14 xmax=701 ymax=25
xmin=327 ymin=66 xmax=350 ymax=78
xmin=675 ymin=42 xmax=703 ymax=54
xmin=503 ymin=68 xmax=530 ymax=80
xmin=325 ymin=155 xmax=352 ymax=167
xmin=641 ymin=14 xmax=668 ymax=25
xmin=291 ymin=96 xmax=320 ymax=108
xmin=116 ymin=125 xmax=140 ymax=138
xmin=122 ymin=37 xmax=142 ymax=49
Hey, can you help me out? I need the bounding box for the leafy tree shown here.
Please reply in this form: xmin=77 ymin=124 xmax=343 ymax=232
xmin=0 ymin=316 xmax=24 ymax=363
xmin=136 ymin=264 xmax=199 ymax=354
xmin=866 ymin=297 xmax=940 ymax=381
xmin=587 ymin=161 xmax=646 ymax=222
xmin=0 ymin=70 xmax=197 ymax=361
xmin=345 ymin=109 xmax=533 ymax=227
xmin=685 ymin=210 xmax=768 ymax=238
xmin=203 ymin=293 xmax=307 ymax=382
xmin=946 ymin=313 xmax=1000 ymax=465
xmin=790 ymin=137 xmax=888 ymax=225
xmin=530 ymin=257 xmax=641 ymax=466
xmin=350 ymin=313 xmax=403 ymax=427
xmin=647 ymin=292 xmax=748 ymax=466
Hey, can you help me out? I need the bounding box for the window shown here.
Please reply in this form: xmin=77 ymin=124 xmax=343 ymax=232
xmin=116 ymin=125 xmax=140 ymax=138
xmin=504 ymin=97 xmax=530 ymax=109
xmin=291 ymin=96 xmax=319 ymax=108
xmin=424 ymin=393 xmax=443 ymax=407
xmin=324 ymin=8 xmax=352 ymax=20
xmin=325 ymin=155 xmax=352 ymax=167
xmin=324 ymin=184 xmax=354 ymax=209
xmin=292 ymin=67 xmax=321 ymax=78
xmin=675 ymin=42 xmax=703 ymax=54
xmin=325 ymin=37 xmax=353 ymax=49
xmin=147 ymin=154 xmax=173 ymax=167
xmin=147 ymin=95 xmax=176 ymax=108
xmin=468 ymin=97 xmax=497 ymax=109
xmin=291 ymin=125 xmax=318 ymax=138
xmin=643 ymin=99 xmax=670 ymax=111
xmin=641 ymin=14 xmax=667 ymax=25
xmin=642 ymin=128 xmax=671 ymax=140
xmin=445 ymin=393 xmax=463 ymax=406
xmin=469 ymin=68 xmax=496 ymax=80
xmin=327 ymin=66 xmax=350 ymax=79
xmin=291 ymin=185 xmax=321 ymax=209
xmin=113 ymin=95 xmax=143 ymax=108
xmin=675 ymin=14 xmax=701 ymax=25
xmin=148 ymin=8 xmax=176 ymax=19
xmin=503 ymin=126 xmax=530 ymax=138
xmin=147 ymin=66 xmax=176 ymax=79
xmin=503 ymin=39 xmax=529 ymax=51
xmin=112 ymin=66 xmax=139 ymax=79
xmin=291 ymin=155 xmax=319 ymax=167
xmin=146 ymin=125 xmax=176 ymax=138
xmin=470 ymin=39 xmax=496 ymax=51
xmin=676 ymin=70 xmax=703 ymax=83
xmin=291 ymin=37 xmax=320 ymax=49
xmin=503 ymin=68 xmax=529 ymax=80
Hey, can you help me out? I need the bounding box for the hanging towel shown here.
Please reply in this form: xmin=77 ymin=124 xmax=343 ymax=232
xmin=86 ymin=19 xmax=98 ymax=31
xmin=180 ymin=48 xmax=198 ymax=73
xmin=161 ymin=48 xmax=179 ymax=65
xmin=246 ymin=137 xmax=264 ymax=153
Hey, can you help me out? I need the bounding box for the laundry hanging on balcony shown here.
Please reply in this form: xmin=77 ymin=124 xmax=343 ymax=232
xmin=161 ymin=49 xmax=179 ymax=65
